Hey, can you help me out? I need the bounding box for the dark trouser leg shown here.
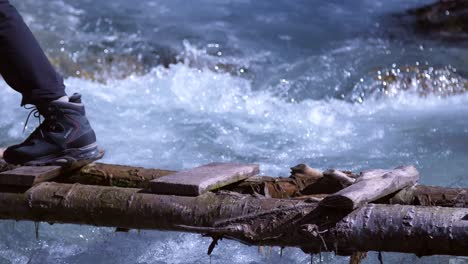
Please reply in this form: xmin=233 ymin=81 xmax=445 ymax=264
xmin=0 ymin=0 xmax=66 ymax=106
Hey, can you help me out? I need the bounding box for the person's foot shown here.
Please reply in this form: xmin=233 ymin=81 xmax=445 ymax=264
xmin=3 ymin=93 xmax=104 ymax=165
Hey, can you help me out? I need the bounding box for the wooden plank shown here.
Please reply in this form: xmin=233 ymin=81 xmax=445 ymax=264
xmin=319 ymin=165 xmax=420 ymax=211
xmin=0 ymin=166 xmax=63 ymax=186
xmin=0 ymin=148 xmax=4 ymax=159
xmin=0 ymin=152 xmax=99 ymax=187
xmin=150 ymin=162 xmax=260 ymax=196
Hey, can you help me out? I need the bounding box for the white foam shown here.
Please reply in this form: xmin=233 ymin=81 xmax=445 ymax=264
xmin=3 ymin=62 xmax=468 ymax=174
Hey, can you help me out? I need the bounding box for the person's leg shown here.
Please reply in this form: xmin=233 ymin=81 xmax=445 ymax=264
xmin=0 ymin=0 xmax=103 ymax=165
xmin=0 ymin=0 xmax=66 ymax=106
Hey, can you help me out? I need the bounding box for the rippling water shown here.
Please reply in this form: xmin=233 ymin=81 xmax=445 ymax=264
xmin=1 ymin=0 xmax=468 ymax=263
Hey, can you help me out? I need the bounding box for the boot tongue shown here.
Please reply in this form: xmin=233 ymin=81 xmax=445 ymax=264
xmin=69 ymin=93 xmax=82 ymax=103
xmin=54 ymin=96 xmax=69 ymax=103
xmin=36 ymin=96 xmax=68 ymax=116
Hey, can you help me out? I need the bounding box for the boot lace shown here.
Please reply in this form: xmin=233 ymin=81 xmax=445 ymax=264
xmin=23 ymin=105 xmax=62 ymax=138
xmin=23 ymin=105 xmax=44 ymax=137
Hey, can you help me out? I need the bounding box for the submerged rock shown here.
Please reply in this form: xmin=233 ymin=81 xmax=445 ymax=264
xmin=349 ymin=65 xmax=468 ymax=103
xmin=48 ymin=44 xmax=252 ymax=82
xmin=406 ymin=0 xmax=468 ymax=40
xmin=47 ymin=46 xmax=180 ymax=83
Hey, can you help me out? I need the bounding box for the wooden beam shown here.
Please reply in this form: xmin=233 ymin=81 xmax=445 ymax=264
xmin=150 ymin=162 xmax=259 ymax=196
xmin=0 ymin=158 xmax=99 ymax=187
xmin=319 ymin=166 xmax=420 ymax=210
xmin=0 ymin=182 xmax=466 ymax=257
xmin=0 ymin=166 xmax=62 ymax=186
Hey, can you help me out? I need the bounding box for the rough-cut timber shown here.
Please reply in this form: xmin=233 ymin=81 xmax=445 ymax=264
xmin=0 ymin=182 xmax=466 ymax=257
xmin=0 ymin=166 xmax=62 ymax=186
xmin=150 ymin=162 xmax=259 ymax=196
xmin=320 ymin=166 xmax=419 ymax=210
xmin=0 ymin=158 xmax=97 ymax=187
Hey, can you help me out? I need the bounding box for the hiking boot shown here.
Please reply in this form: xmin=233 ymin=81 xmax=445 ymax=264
xmin=3 ymin=93 xmax=104 ymax=165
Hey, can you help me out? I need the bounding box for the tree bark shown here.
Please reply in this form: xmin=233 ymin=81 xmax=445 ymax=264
xmin=391 ymin=185 xmax=468 ymax=208
xmin=0 ymin=182 xmax=466 ymax=257
xmin=1 ymin=160 xmax=466 ymax=208
xmin=1 ymin=158 xmax=467 ymax=256
xmin=51 ymin=162 xmax=468 ymax=208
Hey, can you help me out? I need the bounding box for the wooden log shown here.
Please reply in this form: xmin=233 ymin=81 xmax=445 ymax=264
xmin=54 ymin=162 xmax=468 ymax=208
xmin=359 ymin=169 xmax=389 ymax=181
xmin=323 ymin=169 xmax=356 ymax=187
xmin=70 ymin=162 xmax=176 ymax=188
xmin=3 ymin=159 xmax=466 ymax=208
xmin=150 ymin=162 xmax=259 ymax=196
xmin=319 ymin=166 xmax=420 ymax=210
xmin=226 ymin=175 xmax=324 ymax=198
xmin=57 ymin=162 xmax=328 ymax=198
xmin=0 ymin=182 xmax=466 ymax=257
xmin=391 ymin=185 xmax=468 ymax=208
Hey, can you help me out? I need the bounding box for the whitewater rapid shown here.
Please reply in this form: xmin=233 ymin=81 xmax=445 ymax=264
xmin=2 ymin=61 xmax=468 ymax=263
xmin=1 ymin=0 xmax=468 ymax=263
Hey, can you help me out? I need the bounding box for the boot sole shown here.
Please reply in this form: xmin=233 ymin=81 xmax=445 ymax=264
xmin=23 ymin=143 xmax=105 ymax=166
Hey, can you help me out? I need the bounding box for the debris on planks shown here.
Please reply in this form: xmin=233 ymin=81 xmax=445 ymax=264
xmin=150 ymin=162 xmax=259 ymax=196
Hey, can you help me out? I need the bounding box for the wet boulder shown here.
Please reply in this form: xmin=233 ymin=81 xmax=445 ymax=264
xmin=349 ymin=65 xmax=468 ymax=103
xmin=47 ymin=46 xmax=180 ymax=82
xmin=407 ymin=0 xmax=468 ymax=40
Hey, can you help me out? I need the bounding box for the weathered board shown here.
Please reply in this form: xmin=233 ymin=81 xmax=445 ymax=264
xmin=319 ymin=165 xmax=420 ymax=210
xmin=0 ymin=166 xmax=63 ymax=186
xmin=0 ymin=160 xmax=96 ymax=187
xmin=150 ymin=162 xmax=260 ymax=196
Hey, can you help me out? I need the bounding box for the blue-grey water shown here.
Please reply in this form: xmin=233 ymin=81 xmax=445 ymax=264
xmin=1 ymin=0 xmax=468 ymax=263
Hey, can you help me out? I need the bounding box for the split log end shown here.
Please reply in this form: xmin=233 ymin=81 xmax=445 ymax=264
xmin=320 ymin=165 xmax=420 ymax=210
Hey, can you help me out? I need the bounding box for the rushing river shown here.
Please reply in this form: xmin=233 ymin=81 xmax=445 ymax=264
xmin=1 ymin=0 xmax=467 ymax=263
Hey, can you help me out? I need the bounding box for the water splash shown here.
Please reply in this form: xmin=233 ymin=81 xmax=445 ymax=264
xmin=350 ymin=64 xmax=468 ymax=103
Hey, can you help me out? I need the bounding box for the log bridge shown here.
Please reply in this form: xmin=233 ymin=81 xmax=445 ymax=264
xmin=0 ymin=148 xmax=467 ymax=262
